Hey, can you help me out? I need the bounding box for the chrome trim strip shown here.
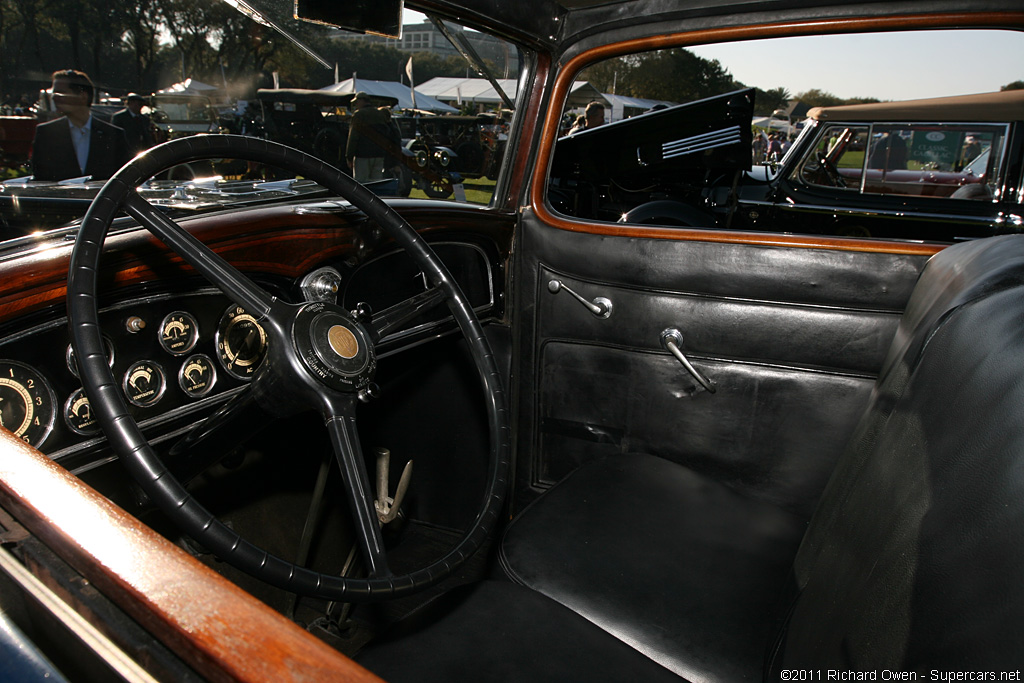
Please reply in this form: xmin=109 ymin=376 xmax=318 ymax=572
xmin=738 ymin=198 xmax=997 ymax=225
xmin=661 ymin=126 xmax=743 ymax=160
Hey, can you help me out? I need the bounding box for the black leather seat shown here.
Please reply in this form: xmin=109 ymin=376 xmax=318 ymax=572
xmin=360 ymin=235 xmax=1024 ymax=681
xmin=500 ymin=453 xmax=804 ymax=680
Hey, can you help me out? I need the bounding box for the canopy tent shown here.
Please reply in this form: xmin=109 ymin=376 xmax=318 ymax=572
xmin=157 ymin=78 xmax=226 ymax=104
xmin=415 ymin=77 xmax=518 ymax=107
xmin=566 ymin=82 xmax=611 ymax=109
xmin=320 ymin=79 xmax=457 ymax=113
xmin=751 ymin=116 xmax=795 ymax=135
xmin=602 ymin=93 xmax=675 ymax=122
xmin=416 ymin=78 xmax=610 ymax=110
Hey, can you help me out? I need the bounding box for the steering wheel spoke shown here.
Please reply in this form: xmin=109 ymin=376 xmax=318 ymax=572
xmin=369 ymin=285 xmax=448 ymax=341
xmin=323 ymin=396 xmax=391 ymax=579
xmin=123 ymin=192 xmax=279 ymax=319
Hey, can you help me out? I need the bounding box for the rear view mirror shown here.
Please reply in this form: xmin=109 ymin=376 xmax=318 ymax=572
xmin=293 ymin=0 xmax=404 ymax=38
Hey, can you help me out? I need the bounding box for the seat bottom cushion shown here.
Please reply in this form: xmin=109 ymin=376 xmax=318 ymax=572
xmin=356 ymin=580 xmax=684 ymax=682
xmin=500 ymin=454 xmax=807 ymax=681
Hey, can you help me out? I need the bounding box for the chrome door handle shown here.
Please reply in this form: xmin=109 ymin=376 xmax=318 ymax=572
xmin=660 ymin=328 xmax=716 ymax=393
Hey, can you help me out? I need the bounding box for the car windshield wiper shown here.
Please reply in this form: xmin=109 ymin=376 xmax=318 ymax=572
xmin=221 ymin=0 xmax=332 ymax=69
xmin=429 ymin=17 xmax=515 ymax=111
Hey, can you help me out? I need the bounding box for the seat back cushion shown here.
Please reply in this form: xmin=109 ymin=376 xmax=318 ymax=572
xmin=770 ymin=240 xmax=1024 ymax=670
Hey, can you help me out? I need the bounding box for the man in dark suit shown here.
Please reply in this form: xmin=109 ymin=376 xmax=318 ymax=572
xmin=30 ymin=69 xmax=130 ymax=181
xmin=112 ymin=93 xmax=156 ymax=157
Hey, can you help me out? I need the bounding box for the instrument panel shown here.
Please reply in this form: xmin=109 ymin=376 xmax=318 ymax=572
xmin=0 ymin=239 xmax=503 ymax=469
xmin=0 ymin=288 xmax=270 ymax=465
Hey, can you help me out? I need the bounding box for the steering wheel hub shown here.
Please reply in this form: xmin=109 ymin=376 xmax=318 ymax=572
xmin=294 ymin=302 xmax=376 ymax=391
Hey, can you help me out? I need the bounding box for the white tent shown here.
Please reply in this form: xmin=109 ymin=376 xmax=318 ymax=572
xmin=751 ymin=115 xmax=795 ymax=135
xmin=601 ymin=93 xmax=675 ymax=122
xmin=416 ymin=78 xmax=612 ymax=111
xmin=321 ymin=79 xmax=457 ymax=113
xmin=415 ymin=77 xmax=519 ymax=107
xmin=157 ymin=78 xmax=225 ymax=103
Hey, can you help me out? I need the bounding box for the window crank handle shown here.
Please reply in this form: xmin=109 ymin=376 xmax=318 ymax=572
xmin=548 ymin=280 xmax=613 ymax=319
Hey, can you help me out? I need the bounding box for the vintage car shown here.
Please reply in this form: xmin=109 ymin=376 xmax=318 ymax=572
xmin=255 ymin=89 xmax=454 ymax=197
xmin=397 ymin=113 xmax=506 ymax=182
xmin=0 ymin=115 xmax=36 ymax=172
xmin=149 ymin=94 xmax=222 ymax=140
xmin=552 ymin=87 xmax=1024 ymax=242
xmin=1 ymin=1 xmax=1023 ymax=682
xmin=253 ymin=89 xmax=391 ymax=165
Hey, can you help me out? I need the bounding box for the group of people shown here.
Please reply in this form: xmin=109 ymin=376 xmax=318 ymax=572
xmin=30 ymin=69 xmax=156 ymax=182
xmin=752 ymin=131 xmax=791 ymax=164
xmin=1 ymin=94 xmax=33 ymax=116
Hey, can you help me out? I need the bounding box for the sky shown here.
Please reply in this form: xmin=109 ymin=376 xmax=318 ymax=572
xmin=688 ymin=30 xmax=1024 ymax=101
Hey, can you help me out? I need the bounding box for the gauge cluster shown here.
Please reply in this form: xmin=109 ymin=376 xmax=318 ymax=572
xmin=0 ymin=289 xmax=268 ymax=465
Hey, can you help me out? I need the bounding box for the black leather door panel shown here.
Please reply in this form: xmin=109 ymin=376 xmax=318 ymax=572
xmin=512 ymin=211 xmax=933 ymax=518
xmin=538 ymin=341 xmax=873 ymax=518
xmin=540 ymin=268 xmax=902 ymax=375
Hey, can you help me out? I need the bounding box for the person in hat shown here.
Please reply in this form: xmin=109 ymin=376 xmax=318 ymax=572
xmin=112 ymin=93 xmax=157 ymax=157
xmin=345 ymin=91 xmax=401 ymax=183
xmin=31 ymin=69 xmax=130 ymax=181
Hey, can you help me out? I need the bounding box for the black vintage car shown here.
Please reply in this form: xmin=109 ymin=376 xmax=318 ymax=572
xmin=397 ymin=113 xmax=506 ymax=182
xmin=1 ymin=1 xmax=1024 ymax=682
xmin=551 ymin=87 xmax=1024 ymax=243
xmin=253 ymin=88 xmax=397 ymax=168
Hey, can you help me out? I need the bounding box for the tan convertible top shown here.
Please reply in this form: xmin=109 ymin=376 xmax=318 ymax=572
xmin=807 ymin=89 xmax=1024 ymax=123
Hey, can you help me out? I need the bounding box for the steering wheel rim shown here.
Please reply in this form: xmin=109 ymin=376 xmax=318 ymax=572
xmin=67 ymin=134 xmax=511 ymax=602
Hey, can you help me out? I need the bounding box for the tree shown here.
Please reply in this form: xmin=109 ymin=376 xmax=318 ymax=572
xmin=752 ymin=86 xmax=790 ymax=116
xmin=1002 ymin=80 xmax=1024 ymax=91
xmin=579 ymin=47 xmax=740 ymax=104
xmin=792 ymin=88 xmax=845 ymax=108
xmin=117 ymin=0 xmax=165 ymax=91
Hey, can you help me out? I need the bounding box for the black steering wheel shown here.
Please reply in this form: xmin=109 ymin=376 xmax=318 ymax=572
xmin=816 ymin=151 xmax=847 ymax=187
xmin=67 ymin=135 xmax=510 ymax=602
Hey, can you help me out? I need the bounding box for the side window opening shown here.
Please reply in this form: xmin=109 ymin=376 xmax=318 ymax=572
xmin=799 ymin=125 xmax=869 ymax=189
xmin=861 ymin=124 xmax=1005 ymax=201
xmin=543 ymin=29 xmax=1022 ymax=242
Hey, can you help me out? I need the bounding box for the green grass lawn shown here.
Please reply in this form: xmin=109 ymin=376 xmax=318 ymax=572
xmin=409 ymin=176 xmax=497 ymax=204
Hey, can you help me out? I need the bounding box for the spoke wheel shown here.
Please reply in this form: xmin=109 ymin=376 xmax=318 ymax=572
xmin=68 ymin=134 xmax=510 ymax=602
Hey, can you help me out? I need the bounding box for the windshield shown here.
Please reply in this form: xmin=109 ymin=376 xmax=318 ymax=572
xmin=0 ymin=4 xmax=522 ymax=244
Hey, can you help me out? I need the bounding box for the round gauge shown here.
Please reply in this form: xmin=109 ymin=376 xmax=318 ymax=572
xmin=122 ymin=361 xmax=166 ymax=408
xmin=178 ymin=354 xmax=216 ymax=398
xmin=216 ymin=305 xmax=268 ymax=380
xmin=64 ymin=388 xmax=101 ymax=436
xmin=159 ymin=311 xmax=200 ymax=356
xmin=0 ymin=361 xmax=56 ymax=447
xmin=66 ymin=336 xmax=115 ymax=378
